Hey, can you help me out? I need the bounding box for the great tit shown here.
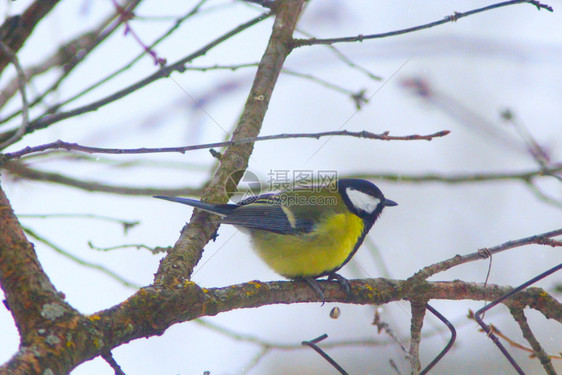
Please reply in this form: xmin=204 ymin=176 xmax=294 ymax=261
xmin=155 ymin=178 xmax=396 ymax=299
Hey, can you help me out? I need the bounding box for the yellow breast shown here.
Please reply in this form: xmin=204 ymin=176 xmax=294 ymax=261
xmin=250 ymin=212 xmax=365 ymax=278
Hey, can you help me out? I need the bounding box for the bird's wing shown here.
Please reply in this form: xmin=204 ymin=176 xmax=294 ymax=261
xmin=222 ymin=194 xmax=315 ymax=234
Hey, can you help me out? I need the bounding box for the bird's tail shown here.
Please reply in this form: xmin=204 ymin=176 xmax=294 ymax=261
xmin=153 ymin=196 xmax=235 ymax=217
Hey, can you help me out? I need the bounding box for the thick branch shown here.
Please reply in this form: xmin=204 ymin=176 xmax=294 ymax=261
xmin=1 ymin=271 xmax=559 ymax=374
xmin=154 ymin=0 xmax=306 ymax=284
xmin=0 ymin=184 xmax=74 ymax=340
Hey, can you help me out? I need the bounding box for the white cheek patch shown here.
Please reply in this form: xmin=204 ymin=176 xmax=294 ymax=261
xmin=346 ymin=188 xmax=380 ymax=214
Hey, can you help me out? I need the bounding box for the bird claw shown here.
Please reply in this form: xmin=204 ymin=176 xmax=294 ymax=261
xmin=301 ymin=274 xmax=351 ymax=304
xmin=327 ymin=273 xmax=351 ymax=299
xmin=302 ymin=277 xmax=326 ymax=304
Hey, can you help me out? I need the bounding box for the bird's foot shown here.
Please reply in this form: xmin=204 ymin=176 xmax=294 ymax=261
xmin=327 ymin=273 xmax=351 ymax=299
xmin=302 ymin=277 xmax=326 ymax=304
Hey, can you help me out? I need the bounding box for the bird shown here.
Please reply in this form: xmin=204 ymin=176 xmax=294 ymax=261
xmin=154 ymin=178 xmax=396 ymax=299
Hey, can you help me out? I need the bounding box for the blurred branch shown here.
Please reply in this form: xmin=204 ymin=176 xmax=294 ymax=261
xmin=18 ymin=151 xmax=210 ymax=171
xmin=0 ymin=42 xmax=29 ymax=150
xmin=501 ymin=109 xmax=561 ymax=182
xmin=524 ymin=180 xmax=562 ymax=208
xmin=282 ymin=68 xmax=368 ymax=108
xmin=110 ymin=0 xmax=166 ymax=66
xmin=88 ymin=241 xmax=169 ymax=255
xmin=20 ymin=213 xmax=140 ymax=234
xmin=347 ymin=164 xmax=562 ymax=184
xmin=372 ymin=309 xmax=411 ymax=359
xmin=411 ymin=228 xmax=562 ymax=281
xmin=2 ymin=160 xmax=202 ymax=196
xmin=0 ymin=0 xmax=143 ymax=117
xmin=3 ymin=129 xmax=450 ymax=160
xmin=293 ymin=1 xmax=553 ymax=48
xmin=23 ymin=227 xmax=141 ymax=289
xmin=23 ymin=0 xmax=210 ymax=119
xmin=4 ymin=161 xmax=560 ymax=198
xmin=296 ymin=28 xmax=382 ymax=81
xmin=0 ymin=0 xmax=61 ymax=74
xmin=198 ymin=309 xmax=466 ymax=354
xmin=184 ymin=62 xmax=259 ymax=72
xmin=0 ymin=11 xmax=272 ymax=143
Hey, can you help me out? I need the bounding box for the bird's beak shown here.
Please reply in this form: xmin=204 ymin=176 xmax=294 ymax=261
xmin=383 ymin=199 xmax=398 ymax=207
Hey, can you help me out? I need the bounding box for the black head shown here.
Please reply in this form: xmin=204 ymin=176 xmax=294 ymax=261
xmin=337 ymin=179 xmax=397 ymax=222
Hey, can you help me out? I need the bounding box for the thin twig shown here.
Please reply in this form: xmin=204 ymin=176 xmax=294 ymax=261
xmin=240 ymin=347 xmax=270 ymax=375
xmin=296 ymin=28 xmax=382 ymax=81
xmin=412 ymin=228 xmax=562 ymax=281
xmin=524 ymin=180 xmax=562 ymax=208
xmin=88 ymin=241 xmax=169 ymax=255
xmin=4 ymin=129 xmax=450 ymax=160
xmin=111 ymin=0 xmax=166 ymax=66
xmin=501 ymin=109 xmax=560 ymax=182
xmin=468 ymin=311 xmax=562 ymax=360
xmin=0 ymin=41 xmax=29 ymax=150
xmin=282 ymin=68 xmax=368 ymax=107
xmin=293 ymin=1 xmax=553 ymax=48
xmin=372 ymin=309 xmax=411 ymax=359
xmin=19 ymin=213 xmax=140 ymax=233
xmin=183 ymin=62 xmax=259 ymax=72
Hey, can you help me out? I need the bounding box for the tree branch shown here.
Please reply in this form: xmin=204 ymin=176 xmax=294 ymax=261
xmin=0 ymin=12 xmax=272 ymax=144
xmin=509 ymin=307 xmax=557 ymax=375
xmin=0 ymin=185 xmax=75 ymax=340
xmin=3 ymin=130 xmax=450 ymax=160
xmin=2 ymin=160 xmax=202 ymax=196
xmin=0 ymin=42 xmax=30 ymax=150
xmin=293 ymin=1 xmax=553 ymax=48
xmin=0 ymin=0 xmax=61 ymax=74
xmin=153 ymin=0 xmax=306 ymax=284
xmin=347 ymin=164 xmax=562 ymax=184
xmin=411 ymin=228 xmax=562 ymax=281
xmin=409 ymin=301 xmax=427 ymax=374
xmin=0 ymin=0 xmax=143 ymax=116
